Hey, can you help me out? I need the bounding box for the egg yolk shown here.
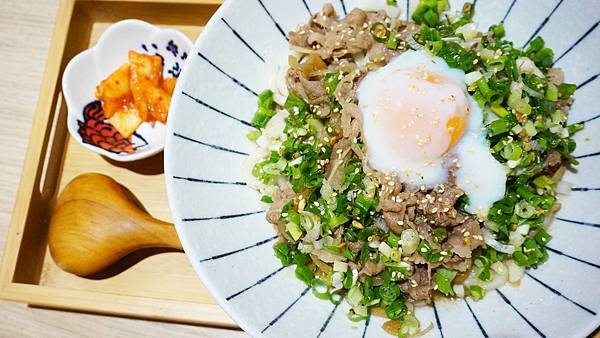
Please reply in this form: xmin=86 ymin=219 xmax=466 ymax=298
xmin=369 ymin=67 xmax=470 ymax=163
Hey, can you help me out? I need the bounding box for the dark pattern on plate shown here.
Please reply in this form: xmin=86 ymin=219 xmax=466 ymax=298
xmin=77 ymin=100 xmax=141 ymax=154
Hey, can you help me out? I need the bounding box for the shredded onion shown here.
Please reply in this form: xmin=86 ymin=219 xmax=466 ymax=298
xmin=523 ymin=84 xmax=544 ymax=98
xmin=411 ymin=322 xmax=434 ymax=338
xmin=517 ymin=57 xmax=545 ymax=77
xmin=555 ymin=181 xmax=572 ymax=196
xmin=453 ymin=284 xmax=465 ymax=298
xmin=465 ymin=70 xmax=483 ymax=86
xmin=374 ymin=216 xmax=389 ymax=232
xmin=456 ymin=22 xmax=478 ymax=40
xmin=406 ymin=35 xmax=423 ymax=50
xmin=483 ymin=229 xmax=515 ymax=254
xmin=507 ymin=260 xmax=525 ymax=283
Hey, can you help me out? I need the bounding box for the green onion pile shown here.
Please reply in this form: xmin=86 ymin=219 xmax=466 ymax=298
xmin=246 ymin=0 xmax=584 ymax=336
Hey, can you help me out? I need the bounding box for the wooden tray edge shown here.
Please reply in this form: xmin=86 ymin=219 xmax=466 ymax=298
xmin=0 ymin=0 xmax=236 ymax=328
xmin=1 ymin=283 xmax=236 ymax=328
xmin=0 ymin=0 xmax=75 ymax=288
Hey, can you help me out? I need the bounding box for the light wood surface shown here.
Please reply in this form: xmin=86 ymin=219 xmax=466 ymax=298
xmin=0 ymin=0 xmax=246 ymax=336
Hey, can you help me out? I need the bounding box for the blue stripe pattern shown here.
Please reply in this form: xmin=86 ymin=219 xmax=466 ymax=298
xmin=524 ymin=0 xmax=566 ymax=47
xmin=464 ymin=299 xmax=489 ymax=338
xmin=197 ymin=52 xmax=259 ymax=96
xmin=432 ymin=300 xmax=445 ymax=338
xmin=496 ymin=289 xmax=546 ymax=337
xmin=261 ymin=287 xmax=311 ymax=333
xmin=226 ymin=265 xmax=286 ymax=300
xmin=257 ymin=0 xmax=289 ymax=41
xmin=525 ymin=272 xmax=597 ymax=315
xmin=302 ymin=0 xmax=312 ymax=16
xmin=554 ymin=20 xmax=600 ymax=64
xmin=316 ymin=303 xmax=340 ymax=337
xmin=501 ymin=0 xmax=517 ymax=23
xmin=578 ymin=113 xmax=600 ymax=124
xmin=221 ymin=18 xmax=266 ymax=63
xmin=182 ymin=210 xmax=265 ymax=222
xmin=556 ymin=217 xmax=600 ymax=229
xmin=571 ymin=187 xmax=600 ymax=192
xmin=181 ymin=91 xmax=252 ymax=127
xmin=173 ymin=176 xmax=246 ymax=185
xmin=546 ymin=246 xmax=600 ymax=269
xmin=173 ymin=132 xmax=249 ymax=156
xmin=362 ymin=314 xmax=371 ymax=338
xmin=578 ymin=72 xmax=600 ymax=89
xmin=199 ymin=235 xmax=277 ymax=262
xmin=575 ymin=150 xmax=600 ymax=159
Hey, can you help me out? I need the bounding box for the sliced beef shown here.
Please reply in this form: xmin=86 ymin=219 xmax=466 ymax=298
xmin=383 ymin=211 xmax=407 ymax=234
xmin=360 ymin=260 xmax=385 ymax=276
xmin=415 ymin=183 xmax=465 ymax=227
xmin=286 ymin=68 xmax=328 ymax=105
xmin=442 ymin=255 xmax=472 ymax=272
xmin=444 ymin=218 xmax=484 ymax=258
xmin=266 ymin=186 xmax=294 ymax=224
xmin=541 ymin=150 xmax=562 ymax=175
xmin=547 ymin=68 xmax=564 ymax=85
xmin=400 ymin=265 xmax=431 ymax=302
xmin=289 ymin=5 xmax=372 ymax=61
xmin=367 ymin=43 xmax=394 ymax=64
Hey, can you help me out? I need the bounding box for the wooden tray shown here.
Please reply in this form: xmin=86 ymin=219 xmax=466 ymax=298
xmin=0 ymin=0 xmax=237 ymax=328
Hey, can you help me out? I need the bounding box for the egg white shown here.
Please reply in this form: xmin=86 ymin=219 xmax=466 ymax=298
xmin=357 ymin=50 xmax=506 ymax=216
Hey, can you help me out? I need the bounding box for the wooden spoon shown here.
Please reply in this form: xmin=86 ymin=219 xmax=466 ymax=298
xmin=49 ymin=173 xmax=181 ymax=277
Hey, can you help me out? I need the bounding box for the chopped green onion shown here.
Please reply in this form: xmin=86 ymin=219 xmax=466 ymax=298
xmin=286 ymin=222 xmax=303 ymax=241
xmin=462 ymin=2 xmax=474 ymax=19
xmin=347 ymin=284 xmax=363 ymax=307
xmin=398 ymin=229 xmax=418 ymax=255
xmin=273 ymin=242 xmax=293 ymax=266
xmin=431 ymin=228 xmax=448 ymax=243
xmin=251 ymin=90 xmax=277 ymax=128
xmin=370 ymin=22 xmax=389 ymax=42
xmin=568 ymin=123 xmax=584 ymax=135
xmin=502 ymin=142 xmax=523 ymax=161
xmin=312 ymin=279 xmax=331 ymax=300
xmin=378 ymin=283 xmax=401 ymax=303
xmin=534 ymin=228 xmax=552 ymax=244
xmin=387 ymin=232 xmax=401 ymax=249
xmin=246 ymin=129 xmax=261 ymax=142
xmin=260 ymin=195 xmax=273 ymax=203
xmin=476 ymin=78 xmax=493 ymax=100
xmin=545 ymin=83 xmax=558 ymax=101
xmin=386 ymin=34 xmax=398 ymax=49
xmin=469 ymin=285 xmax=486 ymax=300
xmin=385 ymin=300 xmax=407 ymax=320
xmin=491 ymin=103 xmax=510 ymax=118
xmin=489 ymin=24 xmax=505 ymax=38
xmin=398 ymin=313 xmax=421 ymax=337
xmin=347 ymin=306 xmax=369 ymax=322
xmin=557 ymin=83 xmax=577 ymax=99
xmin=487 ymin=118 xmax=515 ymax=137
xmin=425 ymin=40 xmax=443 ymax=55
xmin=532 ymin=175 xmax=556 ymax=190
xmin=434 ymin=268 xmax=457 ymax=296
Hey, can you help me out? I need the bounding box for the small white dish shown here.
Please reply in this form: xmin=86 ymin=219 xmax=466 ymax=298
xmin=62 ymin=19 xmax=192 ymax=162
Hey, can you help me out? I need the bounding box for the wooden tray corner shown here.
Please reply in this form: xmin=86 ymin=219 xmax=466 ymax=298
xmin=0 ymin=0 xmax=236 ymax=328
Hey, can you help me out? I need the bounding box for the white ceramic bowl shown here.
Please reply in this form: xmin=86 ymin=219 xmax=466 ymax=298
xmin=62 ymin=19 xmax=192 ymax=162
xmin=166 ymin=1 xmax=600 ymax=337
